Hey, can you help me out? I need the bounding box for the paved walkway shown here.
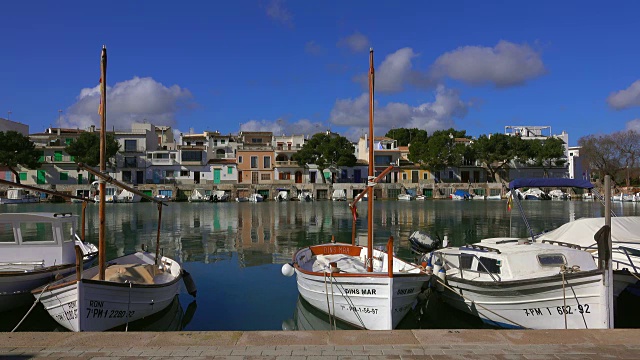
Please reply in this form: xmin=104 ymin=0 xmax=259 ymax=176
xmin=1 ymin=329 xmax=638 ymax=359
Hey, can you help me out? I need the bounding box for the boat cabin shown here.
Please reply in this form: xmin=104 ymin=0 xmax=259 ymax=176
xmin=0 ymin=213 xmax=79 ymax=270
xmin=437 ymin=238 xmax=599 ymax=282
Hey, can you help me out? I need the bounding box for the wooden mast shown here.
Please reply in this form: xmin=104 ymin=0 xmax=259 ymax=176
xmin=367 ymin=48 xmax=374 ymax=272
xmin=98 ymin=45 xmax=107 ymax=280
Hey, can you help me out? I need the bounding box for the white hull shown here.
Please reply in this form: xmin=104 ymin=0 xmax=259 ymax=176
xmin=0 ymin=264 xmax=76 ymax=311
xmin=441 ymin=271 xmax=607 ymax=329
xmin=397 ymin=194 xmax=413 ymax=201
xmin=37 ymin=252 xmax=182 ymax=332
xmin=292 ymin=244 xmax=429 ymax=330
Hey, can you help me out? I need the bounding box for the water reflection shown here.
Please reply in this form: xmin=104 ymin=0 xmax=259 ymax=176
xmin=1 ymin=200 xmax=638 ymax=331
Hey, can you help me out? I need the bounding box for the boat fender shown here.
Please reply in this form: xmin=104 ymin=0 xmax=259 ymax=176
xmin=182 ymin=270 xmax=198 ymax=297
xmin=281 ymin=263 xmax=295 ymax=277
xmin=442 ymin=235 xmax=449 ymax=248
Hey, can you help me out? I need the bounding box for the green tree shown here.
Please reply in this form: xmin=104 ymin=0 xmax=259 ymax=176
xmin=0 ymin=131 xmax=41 ymax=183
xmin=385 ymin=128 xmax=428 ymax=146
xmin=472 ymin=133 xmax=522 ymax=183
xmin=526 ymin=137 xmax=567 ymax=176
xmin=408 ymin=128 xmax=469 ymax=175
xmin=292 ymin=133 xmax=357 ymax=183
xmin=65 ymin=132 xmax=120 ymax=167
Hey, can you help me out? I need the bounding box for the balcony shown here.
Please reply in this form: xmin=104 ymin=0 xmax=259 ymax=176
xmin=42 ymin=155 xmax=75 ymax=163
xmin=121 ymin=146 xmax=146 ymax=153
xmin=274 ymin=160 xmax=300 ymax=167
xmin=148 ymin=158 xmax=177 ymax=166
xmin=275 ymin=145 xmax=300 ymax=152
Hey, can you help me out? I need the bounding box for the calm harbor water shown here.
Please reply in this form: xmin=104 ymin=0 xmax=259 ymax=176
xmin=2 ymin=199 xmax=639 ymax=331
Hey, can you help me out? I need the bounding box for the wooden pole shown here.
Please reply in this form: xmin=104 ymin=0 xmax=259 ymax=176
xmin=81 ymin=201 xmax=87 ymax=242
xmin=98 ymin=45 xmax=107 ymax=281
xmin=155 ymin=202 xmax=163 ymax=265
xmin=604 ymin=175 xmax=614 ymax=328
xmin=367 ymin=48 xmax=374 ymax=272
xmin=387 ymin=236 xmax=393 ymax=278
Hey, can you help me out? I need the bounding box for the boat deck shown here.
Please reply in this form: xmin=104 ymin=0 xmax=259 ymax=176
xmin=1 ymin=329 xmax=638 ymax=359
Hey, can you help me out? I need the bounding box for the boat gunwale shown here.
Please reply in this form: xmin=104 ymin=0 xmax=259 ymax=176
xmin=447 ymin=268 xmax=604 ymax=287
xmin=292 ymin=243 xmax=428 ymax=278
xmin=0 ymin=263 xmax=75 ymax=277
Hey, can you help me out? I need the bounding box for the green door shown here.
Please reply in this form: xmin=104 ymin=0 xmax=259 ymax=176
xmin=214 ymin=169 xmax=221 ymax=184
xmin=37 ymin=170 xmax=46 ymax=184
xmin=77 ymin=174 xmax=83 ymax=184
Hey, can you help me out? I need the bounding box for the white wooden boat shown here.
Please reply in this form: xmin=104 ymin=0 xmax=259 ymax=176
xmin=116 ymin=189 xmax=141 ymax=203
xmin=331 ymin=189 xmax=347 ymax=201
xmin=274 ymin=190 xmax=289 ymax=201
xmin=235 ymin=196 xmax=249 ymax=202
xmin=91 ymin=181 xmax=117 ymax=203
xmin=431 ymin=239 xmax=608 ymax=329
xmin=283 ymin=49 xmax=430 ymax=330
xmin=0 ymin=212 xmax=97 ymax=312
xmin=0 ymin=188 xmax=40 ymax=204
xmin=298 ymin=191 xmax=313 ymax=202
xmin=522 ymin=187 xmax=548 ymax=200
xmin=248 ymin=193 xmax=264 ymax=202
xmin=397 ymin=193 xmax=414 ymax=201
xmin=211 ymin=190 xmax=229 ymax=202
xmin=415 ymin=195 xmax=426 ymax=201
xmin=35 ymin=251 xmax=184 ymax=331
xmin=486 ymin=194 xmax=502 ymax=200
xmin=33 ymin=46 xmax=196 ymax=332
xmin=583 ymin=193 xmax=595 ymax=201
xmin=548 ymin=189 xmax=569 ymax=200
xmin=289 ymin=242 xmax=429 ymax=330
xmin=188 ymin=188 xmax=209 ymax=202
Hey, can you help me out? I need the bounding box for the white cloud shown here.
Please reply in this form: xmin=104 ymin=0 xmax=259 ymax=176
xmin=240 ymin=118 xmax=325 ymax=136
xmin=607 ymin=80 xmax=640 ymax=110
xmin=62 ymin=77 xmax=193 ymax=131
xmin=354 ymin=47 xmax=434 ymax=94
xmin=305 ymin=41 xmax=323 ymax=56
xmin=329 ymin=85 xmax=469 ymax=140
xmin=626 ymin=119 xmax=640 ymax=131
xmin=429 ymin=40 xmax=546 ymax=87
xmin=337 ymin=32 xmax=370 ymax=53
xmin=264 ymin=0 xmax=293 ymax=28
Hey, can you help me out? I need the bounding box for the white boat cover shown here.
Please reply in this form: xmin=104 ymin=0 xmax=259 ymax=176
xmin=536 ymin=217 xmax=640 ymax=247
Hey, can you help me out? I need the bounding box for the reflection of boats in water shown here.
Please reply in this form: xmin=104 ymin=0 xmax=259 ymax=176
xmin=113 ymin=295 xmax=197 ymax=331
xmin=282 ymin=296 xmax=358 ymax=331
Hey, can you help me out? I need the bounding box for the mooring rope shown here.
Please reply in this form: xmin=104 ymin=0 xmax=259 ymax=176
xmin=11 ymin=283 xmax=52 ymax=332
xmin=434 ymin=276 xmax=529 ymax=329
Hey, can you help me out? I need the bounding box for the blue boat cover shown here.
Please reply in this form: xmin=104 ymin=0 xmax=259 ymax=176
xmin=509 ymin=178 xmax=593 ymax=190
xmin=453 ymin=189 xmax=472 ymax=198
xmin=406 ymin=189 xmax=417 ymax=196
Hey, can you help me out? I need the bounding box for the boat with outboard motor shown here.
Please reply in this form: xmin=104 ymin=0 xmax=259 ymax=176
xmin=422 ymin=178 xmax=615 ymax=329
xmin=281 ymin=49 xmax=430 ymax=330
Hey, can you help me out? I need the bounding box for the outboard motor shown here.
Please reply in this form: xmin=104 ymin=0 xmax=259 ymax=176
xmin=408 ymin=231 xmax=442 ymax=254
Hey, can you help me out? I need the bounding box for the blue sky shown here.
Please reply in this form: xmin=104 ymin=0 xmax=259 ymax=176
xmin=1 ymin=0 xmax=640 ymax=145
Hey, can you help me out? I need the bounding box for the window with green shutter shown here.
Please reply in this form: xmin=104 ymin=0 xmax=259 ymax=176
xmin=54 ymin=151 xmax=63 ymax=161
xmin=38 ymin=151 xmax=45 ymax=162
xmin=65 ymin=138 xmax=73 ymax=145
xmin=19 ymin=172 xmax=27 ymax=181
xmin=227 ymin=167 xmax=233 ymax=175
xmin=60 ymin=172 xmax=68 ymax=181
